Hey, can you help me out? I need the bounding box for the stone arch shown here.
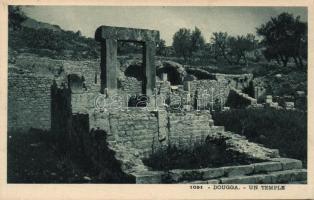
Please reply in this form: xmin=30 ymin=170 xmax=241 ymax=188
xmin=67 ymin=74 xmax=86 ymax=91
xmin=186 ymin=68 xmax=215 ymax=80
xmin=157 ymin=66 xmax=182 ymax=85
xmin=156 ymin=61 xmax=187 ymax=85
xmin=124 ymin=64 xmax=145 ymax=81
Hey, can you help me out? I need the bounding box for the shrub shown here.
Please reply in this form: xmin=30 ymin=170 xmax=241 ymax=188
xmin=7 ymin=128 xmax=131 ymax=183
xmin=143 ymin=141 xmax=262 ymax=170
xmin=212 ymin=108 xmax=307 ymax=166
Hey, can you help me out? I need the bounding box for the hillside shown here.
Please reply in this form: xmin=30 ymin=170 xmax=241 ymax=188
xmin=9 ymin=16 xmax=100 ymax=60
xmin=8 ymin=14 xmax=307 ymax=103
xmin=9 ymin=16 xmax=147 ymax=61
xmin=21 ymin=18 xmax=62 ymax=32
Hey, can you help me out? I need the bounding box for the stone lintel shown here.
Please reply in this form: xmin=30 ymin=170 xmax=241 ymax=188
xmin=95 ymin=26 xmax=160 ymax=42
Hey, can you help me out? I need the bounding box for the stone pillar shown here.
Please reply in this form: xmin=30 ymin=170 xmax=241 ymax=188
xmin=100 ymin=39 xmax=117 ymax=94
xmin=265 ymin=95 xmax=273 ymax=104
xmin=162 ymin=73 xmax=168 ymax=81
xmin=143 ymin=41 xmax=156 ymax=96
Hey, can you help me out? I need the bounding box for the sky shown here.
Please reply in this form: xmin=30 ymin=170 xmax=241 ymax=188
xmin=22 ymin=6 xmax=307 ymax=46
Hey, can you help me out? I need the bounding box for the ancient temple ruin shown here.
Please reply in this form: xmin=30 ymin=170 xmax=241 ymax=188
xmin=49 ymin=26 xmax=306 ymax=183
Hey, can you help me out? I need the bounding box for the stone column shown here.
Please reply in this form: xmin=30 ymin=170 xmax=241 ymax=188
xmin=162 ymin=73 xmax=168 ymax=81
xmin=100 ymin=39 xmax=117 ymax=94
xmin=143 ymin=41 xmax=156 ymax=96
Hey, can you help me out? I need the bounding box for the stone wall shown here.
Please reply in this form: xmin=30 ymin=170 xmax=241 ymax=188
xmin=8 ymin=55 xmax=101 ymax=132
xmin=9 ymin=55 xmax=259 ymax=132
xmin=61 ymin=60 xmax=101 ymax=92
xmin=185 ymin=77 xmax=257 ymax=110
xmin=118 ymin=77 xmax=142 ymax=95
xmin=12 ymin=55 xmax=101 ymax=91
xmin=168 ymin=111 xmax=213 ymax=147
xmin=8 ymin=73 xmax=52 ymax=131
xmin=214 ymin=73 xmax=253 ymax=91
xmin=187 ymin=79 xmax=230 ymax=110
xmin=85 ymin=109 xmax=215 ymax=157
xmin=225 ymin=88 xmax=257 ymax=109
xmin=110 ymin=111 xmax=159 ymax=155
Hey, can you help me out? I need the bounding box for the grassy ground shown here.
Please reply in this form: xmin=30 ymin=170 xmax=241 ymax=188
xmin=8 ymin=129 xmax=100 ymax=183
xmin=8 ymin=128 xmax=133 ymax=183
xmin=143 ymin=142 xmax=263 ymax=170
xmin=212 ymin=108 xmax=307 ymax=167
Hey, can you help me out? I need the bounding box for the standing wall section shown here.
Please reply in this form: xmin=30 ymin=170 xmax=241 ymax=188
xmin=168 ymin=111 xmax=214 ymax=148
xmin=8 ymin=73 xmax=52 ymax=132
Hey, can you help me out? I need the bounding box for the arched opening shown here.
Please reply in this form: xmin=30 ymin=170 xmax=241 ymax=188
xmin=124 ymin=64 xmax=145 ymax=81
xmin=157 ymin=66 xmax=182 ymax=85
xmin=118 ymin=41 xmax=147 ymax=95
xmin=67 ymin=74 xmax=86 ymax=91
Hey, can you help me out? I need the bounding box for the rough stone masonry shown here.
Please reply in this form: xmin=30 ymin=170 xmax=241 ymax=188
xmin=48 ymin=25 xmax=309 ymax=184
xmin=95 ymin=25 xmax=159 ymax=96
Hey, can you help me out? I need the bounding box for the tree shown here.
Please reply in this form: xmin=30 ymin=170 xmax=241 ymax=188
xmin=156 ymin=39 xmax=166 ymax=56
xmin=172 ymin=27 xmax=206 ymax=63
xmin=228 ymin=34 xmax=258 ymax=65
xmin=172 ymin=28 xmax=192 ymax=62
xmin=190 ymin=27 xmax=205 ymax=56
xmin=75 ymin=30 xmax=82 ymax=37
xmin=9 ymin=6 xmax=27 ymax=31
xmin=211 ymin=32 xmax=259 ymax=65
xmin=211 ymin=32 xmax=232 ymax=64
xmin=256 ymin=12 xmax=307 ymax=68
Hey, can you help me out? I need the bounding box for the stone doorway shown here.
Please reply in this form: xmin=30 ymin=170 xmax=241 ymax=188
xmin=119 ymin=41 xmax=146 ymax=93
xmin=95 ymin=26 xmax=160 ymax=96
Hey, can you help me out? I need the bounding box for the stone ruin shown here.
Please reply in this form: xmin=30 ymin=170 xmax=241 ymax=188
xmin=50 ymin=26 xmax=306 ymax=183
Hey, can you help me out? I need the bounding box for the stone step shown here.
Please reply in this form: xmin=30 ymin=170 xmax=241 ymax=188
xmin=164 ymin=158 xmax=303 ymax=183
xmin=211 ymin=126 xmax=225 ymax=132
xmin=220 ymin=169 xmax=307 ymax=184
xmin=180 ymin=169 xmax=307 ymax=184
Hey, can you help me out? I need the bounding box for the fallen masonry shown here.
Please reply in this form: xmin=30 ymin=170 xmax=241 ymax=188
xmin=49 ymin=26 xmax=307 ymax=183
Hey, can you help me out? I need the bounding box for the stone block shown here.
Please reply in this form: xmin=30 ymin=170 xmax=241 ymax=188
xmin=208 ymin=119 xmax=214 ymax=126
xmin=265 ymin=99 xmax=272 ymax=104
xmin=220 ymin=176 xmax=257 ymax=184
xmin=200 ymin=168 xmax=225 ymax=179
xmin=189 ymin=180 xmax=207 ymax=184
xmin=134 ymin=171 xmax=164 ymax=183
xmin=266 ymin=95 xmax=273 ymax=100
xmin=188 ymin=179 xmax=220 ymax=184
xmin=269 ymin=169 xmax=307 ymax=183
xmin=222 ymin=165 xmax=254 ymax=177
xmin=211 ymin=126 xmax=225 ymax=132
xmin=164 ymin=170 xmax=183 ymax=182
xmin=253 ymin=162 xmax=282 ymax=173
xmin=206 ymin=179 xmax=220 ymax=184
xmin=167 ymin=169 xmax=204 ymax=182
xmin=271 ymin=158 xmax=303 ymax=170
xmin=254 ymin=174 xmax=273 ymax=184
xmin=95 ymin=26 xmax=159 ymax=42
xmin=296 ymin=91 xmax=305 ymax=97
xmin=293 ymin=169 xmax=307 ymax=181
xmin=285 ymin=102 xmax=295 ymax=110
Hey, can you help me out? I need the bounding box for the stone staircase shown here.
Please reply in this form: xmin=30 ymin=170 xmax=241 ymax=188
xmin=136 ymin=158 xmax=306 ymax=184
